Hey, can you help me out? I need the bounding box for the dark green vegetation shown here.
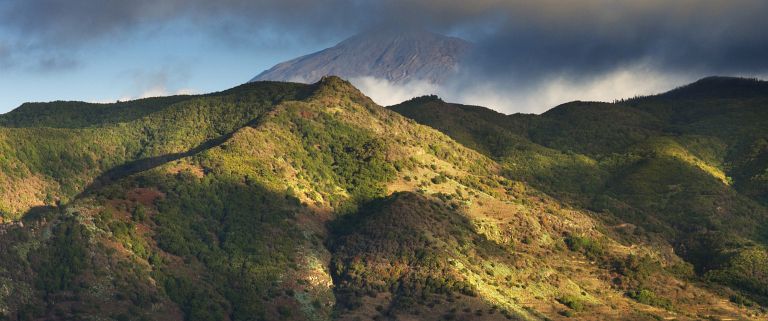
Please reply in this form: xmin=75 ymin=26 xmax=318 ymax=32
xmin=391 ymin=76 xmax=768 ymax=309
xmin=329 ymin=192 xmax=498 ymax=315
xmin=0 ymin=76 xmax=766 ymax=321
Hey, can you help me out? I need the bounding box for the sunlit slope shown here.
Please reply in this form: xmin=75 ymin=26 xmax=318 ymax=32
xmin=0 ymin=82 xmax=307 ymax=219
xmin=390 ymin=77 xmax=768 ymax=309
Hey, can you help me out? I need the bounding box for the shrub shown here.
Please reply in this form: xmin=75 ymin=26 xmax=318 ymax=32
xmin=612 ymin=254 xmax=662 ymax=287
xmin=729 ymin=293 xmax=755 ymax=307
xmin=556 ymin=295 xmax=585 ymax=312
xmin=626 ymin=289 xmax=672 ymax=309
xmin=559 ymin=310 xmax=575 ymax=317
xmin=132 ymin=205 xmax=148 ymax=222
xmin=431 ymin=175 xmax=448 ymax=184
xmin=277 ymin=306 xmax=292 ymax=318
xmin=564 ymin=234 xmax=605 ymax=260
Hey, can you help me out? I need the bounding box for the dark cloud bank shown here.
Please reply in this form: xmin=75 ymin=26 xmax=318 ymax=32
xmin=2 ymin=0 xmax=768 ymax=112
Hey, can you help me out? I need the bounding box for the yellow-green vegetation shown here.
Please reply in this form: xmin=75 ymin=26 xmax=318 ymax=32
xmin=0 ymin=82 xmax=307 ymax=219
xmin=0 ymin=76 xmax=766 ymax=321
xmin=391 ymin=76 xmax=768 ymax=315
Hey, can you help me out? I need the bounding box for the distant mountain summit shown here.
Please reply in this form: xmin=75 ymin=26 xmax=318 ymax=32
xmin=250 ymin=30 xmax=472 ymax=84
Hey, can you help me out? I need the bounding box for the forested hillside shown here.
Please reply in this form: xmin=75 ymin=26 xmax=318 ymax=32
xmin=0 ymin=77 xmax=765 ymax=321
xmin=391 ymin=76 xmax=768 ymax=313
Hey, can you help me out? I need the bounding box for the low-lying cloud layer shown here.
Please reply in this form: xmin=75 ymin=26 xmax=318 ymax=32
xmin=352 ymin=64 xmax=689 ymax=113
xmin=2 ymin=0 xmax=767 ymax=112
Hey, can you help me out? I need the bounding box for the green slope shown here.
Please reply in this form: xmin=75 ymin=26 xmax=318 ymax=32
xmin=0 ymin=81 xmax=308 ymax=219
xmin=390 ymin=77 xmax=768 ymax=307
xmin=0 ymin=77 xmax=764 ymax=321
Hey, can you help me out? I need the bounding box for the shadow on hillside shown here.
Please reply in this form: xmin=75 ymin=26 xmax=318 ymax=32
xmin=69 ymin=80 xmax=326 ymax=199
xmin=14 ymin=80 xmax=324 ymax=222
xmin=21 ymin=205 xmax=58 ymax=222
xmin=74 ymin=115 xmax=274 ymax=199
xmin=99 ymin=169 xmax=321 ymax=321
xmin=13 ymin=165 xmax=323 ymax=320
xmin=78 ymin=141 xmax=223 ymax=197
xmin=327 ymin=191 xmax=533 ymax=320
xmin=17 ymin=114 xmax=257 ymax=223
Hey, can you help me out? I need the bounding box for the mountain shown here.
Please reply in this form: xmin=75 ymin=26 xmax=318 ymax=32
xmin=391 ymin=76 xmax=768 ymax=312
xmin=0 ymin=77 xmax=766 ymax=320
xmin=250 ymin=30 xmax=471 ymax=84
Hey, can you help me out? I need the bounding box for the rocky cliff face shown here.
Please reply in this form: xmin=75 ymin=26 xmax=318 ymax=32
xmin=250 ymin=30 xmax=471 ymax=84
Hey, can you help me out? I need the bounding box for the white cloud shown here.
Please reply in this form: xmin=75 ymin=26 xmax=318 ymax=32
xmin=456 ymin=65 xmax=690 ymax=114
xmin=350 ymin=76 xmax=441 ymax=106
xmin=351 ymin=64 xmax=695 ymax=114
xmin=89 ymin=87 xmax=197 ymax=104
xmin=137 ymin=86 xmax=197 ymax=98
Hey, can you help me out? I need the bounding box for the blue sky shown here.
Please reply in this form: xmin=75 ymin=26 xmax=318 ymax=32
xmin=0 ymin=21 xmax=337 ymax=113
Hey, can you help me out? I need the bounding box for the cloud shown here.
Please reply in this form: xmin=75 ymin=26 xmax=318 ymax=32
xmin=0 ymin=0 xmax=364 ymax=49
xmin=4 ymin=1 xmax=768 ymax=74
xmin=448 ymin=66 xmax=691 ymax=113
xmin=31 ymin=55 xmax=80 ymax=72
xmin=351 ymin=77 xmax=441 ymax=106
xmin=341 ymin=0 xmax=768 ymax=112
xmin=133 ymin=87 xmax=197 ymax=99
xmin=4 ymin=1 xmax=767 ymax=68
xmin=120 ymin=65 xmax=196 ymax=99
xmin=355 ymin=64 xmax=694 ymax=114
xmin=91 ymin=86 xmax=197 ymax=104
xmin=459 ymin=1 xmax=768 ymax=82
xmin=0 ymin=42 xmax=11 ymax=68
xmin=0 ymin=39 xmax=81 ymax=73
xmin=89 ymin=66 xmax=198 ymax=104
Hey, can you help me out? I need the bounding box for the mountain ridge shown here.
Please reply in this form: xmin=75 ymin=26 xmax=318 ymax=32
xmin=250 ymin=30 xmax=472 ymax=84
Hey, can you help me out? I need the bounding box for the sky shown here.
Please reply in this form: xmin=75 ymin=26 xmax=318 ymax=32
xmin=1 ymin=0 xmax=768 ymax=114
